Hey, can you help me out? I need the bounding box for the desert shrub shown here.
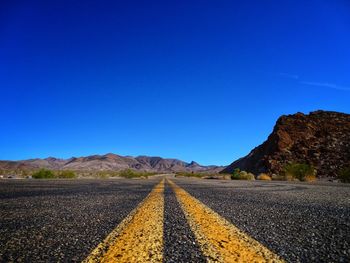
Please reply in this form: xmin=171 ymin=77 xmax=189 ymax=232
xmin=95 ymin=171 xmax=109 ymax=179
xmin=257 ymin=173 xmax=272 ymax=180
xmin=220 ymin=173 xmax=233 ymax=180
xmin=175 ymin=172 xmax=204 ymax=178
xmin=231 ymin=168 xmax=241 ymax=180
xmin=239 ymin=171 xmax=255 ymax=180
xmin=231 ymin=169 xmax=255 ymax=180
xmin=271 ymin=174 xmax=286 ymax=181
xmin=338 ymin=167 xmax=350 ymax=183
xmin=271 ymin=173 xmax=302 ymax=181
xmin=246 ymin=172 xmax=256 ymax=180
xmin=239 ymin=171 xmax=248 ymax=177
xmin=283 ymin=163 xmax=316 ymax=181
xmin=303 ymin=175 xmax=317 ymax=182
xmin=119 ymin=169 xmax=138 ymax=178
xmin=32 ymin=169 xmax=55 ymax=179
xmin=118 ymin=169 xmax=156 ymax=178
xmin=58 ymin=170 xmax=76 ymax=179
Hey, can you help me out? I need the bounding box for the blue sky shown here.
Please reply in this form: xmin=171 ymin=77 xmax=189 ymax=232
xmin=1 ymin=0 xmax=349 ymax=165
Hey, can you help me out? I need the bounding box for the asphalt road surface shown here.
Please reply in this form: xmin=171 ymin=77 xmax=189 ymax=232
xmin=0 ymin=176 xmax=349 ymax=262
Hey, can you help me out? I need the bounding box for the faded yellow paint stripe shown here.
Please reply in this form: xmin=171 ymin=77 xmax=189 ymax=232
xmin=168 ymin=179 xmax=284 ymax=263
xmin=83 ymin=179 xmax=164 ymax=263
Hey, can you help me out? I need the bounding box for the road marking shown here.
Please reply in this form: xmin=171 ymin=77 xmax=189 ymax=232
xmin=168 ymin=179 xmax=284 ymax=263
xmin=83 ymin=179 xmax=164 ymax=263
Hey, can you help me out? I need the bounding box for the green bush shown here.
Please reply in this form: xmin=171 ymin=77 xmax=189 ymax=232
xmin=338 ymin=167 xmax=350 ymax=183
xmin=119 ymin=169 xmax=137 ymax=178
xmin=231 ymin=168 xmax=241 ymax=180
xmin=118 ymin=169 xmax=156 ymax=178
xmin=283 ymin=163 xmax=316 ymax=181
xmin=231 ymin=169 xmax=255 ymax=180
xmin=239 ymin=171 xmax=255 ymax=180
xmin=32 ymin=169 xmax=55 ymax=179
xmin=58 ymin=170 xmax=76 ymax=179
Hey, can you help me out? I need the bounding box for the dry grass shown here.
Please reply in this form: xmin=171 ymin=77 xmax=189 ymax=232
xmin=240 ymin=171 xmax=255 ymax=180
xmin=271 ymin=174 xmax=286 ymax=181
xmin=272 ymin=173 xmax=317 ymax=182
xmin=175 ymin=172 xmax=205 ymax=178
xmin=283 ymin=163 xmax=316 ymax=181
xmin=303 ymin=175 xmax=317 ymax=182
xmin=257 ymin=173 xmax=272 ymax=181
xmin=271 ymin=174 xmax=298 ymax=181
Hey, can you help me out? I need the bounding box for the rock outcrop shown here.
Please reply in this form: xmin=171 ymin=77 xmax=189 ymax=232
xmin=222 ymin=110 xmax=350 ymax=178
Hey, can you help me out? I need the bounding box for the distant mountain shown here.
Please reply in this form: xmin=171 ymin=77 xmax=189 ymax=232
xmin=0 ymin=160 xmax=33 ymax=171
xmin=222 ymin=110 xmax=350 ymax=178
xmin=21 ymin=157 xmax=68 ymax=169
xmin=0 ymin=153 xmax=224 ymax=173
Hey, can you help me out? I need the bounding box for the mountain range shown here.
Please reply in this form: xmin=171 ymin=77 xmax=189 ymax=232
xmin=0 ymin=153 xmax=224 ymax=173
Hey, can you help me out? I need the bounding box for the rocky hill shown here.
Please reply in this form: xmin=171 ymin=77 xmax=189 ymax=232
xmin=222 ymin=110 xmax=350 ymax=178
xmin=0 ymin=153 xmax=223 ymax=173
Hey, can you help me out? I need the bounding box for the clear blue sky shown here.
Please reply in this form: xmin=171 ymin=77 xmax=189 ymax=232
xmin=1 ymin=0 xmax=349 ymax=165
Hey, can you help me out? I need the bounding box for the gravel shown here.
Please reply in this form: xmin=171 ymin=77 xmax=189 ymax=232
xmin=173 ymin=178 xmax=350 ymax=262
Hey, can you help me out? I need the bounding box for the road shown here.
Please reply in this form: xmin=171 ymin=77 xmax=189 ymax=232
xmin=0 ymin=176 xmax=349 ymax=262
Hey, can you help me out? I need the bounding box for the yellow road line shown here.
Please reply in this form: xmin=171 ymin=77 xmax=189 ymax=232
xmin=168 ymin=179 xmax=284 ymax=263
xmin=83 ymin=179 xmax=164 ymax=263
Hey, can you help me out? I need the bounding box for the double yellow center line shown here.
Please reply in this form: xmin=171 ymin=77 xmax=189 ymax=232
xmin=84 ymin=180 xmax=164 ymax=262
xmin=83 ymin=178 xmax=283 ymax=262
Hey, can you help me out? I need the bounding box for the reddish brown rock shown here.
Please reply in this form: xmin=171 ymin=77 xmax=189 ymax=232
xmin=222 ymin=110 xmax=350 ymax=178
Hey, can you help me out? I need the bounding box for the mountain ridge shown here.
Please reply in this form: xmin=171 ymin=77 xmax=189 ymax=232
xmin=0 ymin=153 xmax=224 ymax=173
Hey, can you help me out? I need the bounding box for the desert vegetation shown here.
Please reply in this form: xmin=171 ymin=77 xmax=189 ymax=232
xmin=338 ymin=167 xmax=350 ymax=183
xmin=75 ymin=169 xmax=157 ymax=179
xmin=231 ymin=169 xmax=255 ymax=180
xmin=271 ymin=174 xmax=287 ymax=181
xmin=117 ymin=169 xmax=157 ymax=178
xmin=78 ymin=169 xmax=158 ymax=179
xmin=32 ymin=169 xmax=55 ymax=179
xmin=257 ymin=173 xmax=272 ymax=180
xmin=175 ymin=171 xmax=206 ymax=178
xmin=0 ymin=168 xmax=158 ymax=179
xmin=31 ymin=169 xmax=76 ymax=179
xmin=175 ymin=171 xmax=232 ymax=179
xmin=57 ymin=170 xmax=76 ymax=179
xmin=0 ymin=169 xmax=31 ymax=177
xmin=228 ymin=165 xmax=318 ymax=182
xmin=283 ymin=163 xmax=316 ymax=182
